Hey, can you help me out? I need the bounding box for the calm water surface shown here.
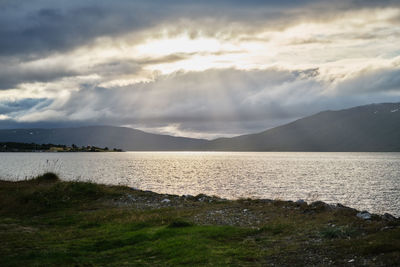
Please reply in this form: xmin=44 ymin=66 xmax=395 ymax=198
xmin=1 ymin=152 xmax=399 ymax=216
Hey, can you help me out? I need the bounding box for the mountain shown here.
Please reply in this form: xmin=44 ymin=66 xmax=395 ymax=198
xmin=0 ymin=102 xmax=399 ymax=151
xmin=207 ymin=102 xmax=400 ymax=151
xmin=0 ymin=126 xmax=207 ymax=151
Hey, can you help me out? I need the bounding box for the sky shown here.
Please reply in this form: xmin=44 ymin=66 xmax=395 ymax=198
xmin=0 ymin=0 xmax=400 ymax=139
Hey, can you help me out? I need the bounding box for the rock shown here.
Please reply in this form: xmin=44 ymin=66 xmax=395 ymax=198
xmin=380 ymin=226 xmax=392 ymax=231
xmin=357 ymin=211 xmax=371 ymax=220
xmin=296 ymin=199 xmax=306 ymax=205
xmin=310 ymin=201 xmax=331 ymax=211
xmin=382 ymin=213 xmax=396 ymax=221
xmin=182 ymin=194 xmax=195 ymax=201
xmin=334 ymin=203 xmax=358 ymax=215
xmin=336 ymin=203 xmax=348 ymax=209
xmin=196 ymin=194 xmax=209 ymax=202
xmin=348 ymin=259 xmax=355 ymax=263
xmin=161 ymin=198 xmax=171 ymax=203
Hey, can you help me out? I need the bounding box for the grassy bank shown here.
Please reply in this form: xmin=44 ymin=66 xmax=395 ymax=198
xmin=1 ymin=173 xmax=399 ymax=266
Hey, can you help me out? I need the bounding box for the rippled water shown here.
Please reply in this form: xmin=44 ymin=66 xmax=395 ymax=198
xmin=1 ymin=152 xmax=399 ymax=216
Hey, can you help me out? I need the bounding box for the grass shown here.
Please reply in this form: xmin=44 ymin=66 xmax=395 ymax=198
xmin=32 ymin=172 xmax=60 ymax=182
xmin=0 ymin=173 xmax=399 ymax=266
xmin=319 ymin=225 xmax=360 ymax=239
xmin=3 ymin=224 xmax=256 ymax=266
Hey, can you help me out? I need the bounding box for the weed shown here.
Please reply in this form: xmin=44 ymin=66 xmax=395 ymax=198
xmin=32 ymin=172 xmax=60 ymax=183
xmin=320 ymin=225 xmax=359 ymax=239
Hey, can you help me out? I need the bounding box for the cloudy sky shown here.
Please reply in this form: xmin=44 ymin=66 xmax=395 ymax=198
xmin=1 ymin=0 xmax=400 ymax=139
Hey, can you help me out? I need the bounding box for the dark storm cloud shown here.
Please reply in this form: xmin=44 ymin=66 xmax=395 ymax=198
xmin=0 ymin=1 xmax=157 ymax=56
xmin=0 ymin=53 xmax=192 ymax=90
xmin=1 ymin=0 xmax=399 ymax=57
xmin=0 ymin=59 xmax=77 ymax=89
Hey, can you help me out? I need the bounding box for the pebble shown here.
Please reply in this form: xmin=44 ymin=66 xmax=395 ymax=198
xmin=382 ymin=213 xmax=397 ymax=221
xmin=356 ymin=211 xmax=371 ymax=220
xmin=296 ymin=199 xmax=306 ymax=205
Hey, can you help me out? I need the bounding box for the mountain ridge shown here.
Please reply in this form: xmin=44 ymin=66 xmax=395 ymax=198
xmin=208 ymin=102 xmax=400 ymax=151
xmin=0 ymin=102 xmax=399 ymax=151
xmin=0 ymin=125 xmax=208 ymax=151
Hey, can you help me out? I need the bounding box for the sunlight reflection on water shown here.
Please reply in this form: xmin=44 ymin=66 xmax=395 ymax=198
xmin=1 ymin=152 xmax=399 ymax=216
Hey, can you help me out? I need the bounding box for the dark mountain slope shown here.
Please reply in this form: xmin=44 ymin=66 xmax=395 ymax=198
xmin=207 ymin=103 xmax=400 ymax=151
xmin=0 ymin=126 xmax=207 ymax=151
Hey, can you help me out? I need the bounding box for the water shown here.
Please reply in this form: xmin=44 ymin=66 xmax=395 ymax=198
xmin=1 ymin=152 xmax=399 ymax=216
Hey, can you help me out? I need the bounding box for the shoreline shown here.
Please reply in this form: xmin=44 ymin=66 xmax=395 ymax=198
xmin=1 ymin=176 xmax=398 ymax=219
xmin=113 ymin=186 xmax=400 ymax=222
xmin=1 ymin=173 xmax=399 ymax=266
xmin=1 ymin=175 xmax=398 ymax=220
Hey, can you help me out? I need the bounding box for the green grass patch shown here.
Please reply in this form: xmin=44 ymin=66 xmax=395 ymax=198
xmin=0 ymin=221 xmax=260 ymax=266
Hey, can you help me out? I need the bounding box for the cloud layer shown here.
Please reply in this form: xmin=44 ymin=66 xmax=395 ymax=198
xmin=1 ymin=0 xmax=400 ymax=138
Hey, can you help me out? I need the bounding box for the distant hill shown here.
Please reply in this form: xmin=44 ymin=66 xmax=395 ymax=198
xmin=207 ymin=102 xmax=400 ymax=151
xmin=0 ymin=126 xmax=207 ymax=151
xmin=0 ymin=102 xmax=399 ymax=151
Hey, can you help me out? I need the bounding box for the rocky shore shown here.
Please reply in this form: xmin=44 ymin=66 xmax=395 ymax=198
xmin=112 ymin=188 xmax=399 ymax=227
xmin=1 ymin=173 xmax=399 ymax=266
